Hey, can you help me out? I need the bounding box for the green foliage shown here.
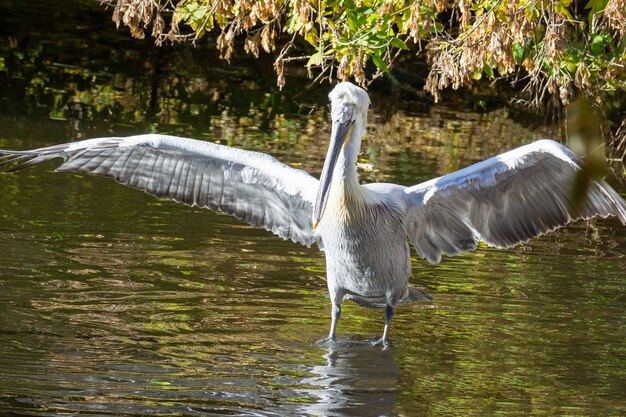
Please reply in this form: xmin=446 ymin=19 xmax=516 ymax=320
xmin=106 ymin=0 xmax=626 ymax=101
xmin=106 ymin=1 xmax=626 ymax=124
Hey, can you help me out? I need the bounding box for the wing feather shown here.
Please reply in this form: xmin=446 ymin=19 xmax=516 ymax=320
xmin=0 ymin=134 xmax=319 ymax=247
xmin=404 ymin=140 xmax=626 ymax=264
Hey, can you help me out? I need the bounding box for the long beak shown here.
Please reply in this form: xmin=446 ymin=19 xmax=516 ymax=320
xmin=313 ymin=116 xmax=354 ymax=229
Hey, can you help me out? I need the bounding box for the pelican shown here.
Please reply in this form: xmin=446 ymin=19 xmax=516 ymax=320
xmin=1 ymin=82 xmax=625 ymax=344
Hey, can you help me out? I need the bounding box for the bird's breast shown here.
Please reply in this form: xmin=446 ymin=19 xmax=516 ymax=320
xmin=318 ymin=196 xmax=411 ymax=301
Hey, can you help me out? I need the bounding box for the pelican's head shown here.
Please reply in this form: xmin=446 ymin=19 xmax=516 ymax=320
xmin=313 ymin=82 xmax=371 ymax=229
xmin=328 ymin=82 xmax=371 ymax=129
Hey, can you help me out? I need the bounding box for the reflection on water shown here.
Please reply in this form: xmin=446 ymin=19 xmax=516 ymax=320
xmin=1 ymin=2 xmax=625 ymax=416
xmin=300 ymin=343 xmax=399 ymax=417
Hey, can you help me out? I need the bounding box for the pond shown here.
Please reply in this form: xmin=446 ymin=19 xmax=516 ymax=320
xmin=0 ymin=2 xmax=624 ymax=416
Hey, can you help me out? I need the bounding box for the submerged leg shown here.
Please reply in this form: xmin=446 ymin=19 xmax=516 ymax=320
xmin=381 ymin=304 xmax=394 ymax=343
xmin=328 ymin=302 xmax=341 ymax=340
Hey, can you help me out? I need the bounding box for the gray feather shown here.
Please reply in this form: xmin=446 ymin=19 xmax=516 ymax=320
xmin=404 ymin=140 xmax=626 ymax=264
xmin=0 ymin=134 xmax=319 ymax=247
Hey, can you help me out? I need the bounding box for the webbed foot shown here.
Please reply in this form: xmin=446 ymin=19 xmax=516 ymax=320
xmin=370 ymin=337 xmax=391 ymax=350
xmin=316 ymin=336 xmax=337 ymax=347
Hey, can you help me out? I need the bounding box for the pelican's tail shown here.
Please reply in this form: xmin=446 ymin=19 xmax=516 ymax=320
xmin=402 ymin=286 xmax=433 ymax=303
xmin=343 ymin=286 xmax=433 ymax=308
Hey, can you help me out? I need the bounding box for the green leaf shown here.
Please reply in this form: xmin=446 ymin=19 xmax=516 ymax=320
xmin=585 ymin=0 xmax=609 ymax=25
xmin=304 ymin=27 xmax=318 ymax=46
xmin=590 ymin=34 xmax=605 ymax=55
xmin=554 ymin=0 xmax=574 ymax=20
xmin=512 ymin=42 xmax=524 ymax=63
xmin=390 ymin=38 xmax=409 ymax=50
xmin=585 ymin=0 xmax=609 ymax=14
xmin=366 ymin=13 xmax=381 ymax=25
xmin=307 ymin=51 xmax=323 ymax=67
xmin=483 ymin=62 xmax=494 ymax=78
xmin=371 ymin=52 xmax=390 ymax=72
xmin=565 ymin=60 xmax=577 ymax=74
xmin=347 ymin=13 xmax=359 ymax=32
xmin=286 ymin=13 xmax=303 ymax=33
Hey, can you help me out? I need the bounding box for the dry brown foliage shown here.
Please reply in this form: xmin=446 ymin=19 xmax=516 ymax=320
xmin=99 ymin=0 xmax=626 ymax=158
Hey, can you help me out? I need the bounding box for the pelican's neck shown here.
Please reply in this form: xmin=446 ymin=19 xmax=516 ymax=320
xmin=331 ymin=120 xmax=365 ymax=201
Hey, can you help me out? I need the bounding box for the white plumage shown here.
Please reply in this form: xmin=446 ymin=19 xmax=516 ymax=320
xmin=1 ymin=135 xmax=318 ymax=247
xmin=403 ymin=139 xmax=625 ymax=263
xmin=1 ymin=82 xmax=625 ymax=344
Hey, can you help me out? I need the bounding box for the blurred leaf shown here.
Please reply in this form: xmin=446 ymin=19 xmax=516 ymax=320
xmin=512 ymin=42 xmax=524 ymax=63
xmin=566 ymin=97 xmax=608 ymax=209
xmin=307 ymin=51 xmax=323 ymax=67
xmin=371 ymin=52 xmax=390 ymax=72
xmin=554 ymin=0 xmax=574 ymax=20
xmin=590 ymin=34 xmax=605 ymax=55
xmin=390 ymin=37 xmax=408 ymax=50
xmin=483 ymin=62 xmax=494 ymax=78
xmin=585 ymin=0 xmax=610 ymax=25
xmin=571 ymin=160 xmax=609 ymax=211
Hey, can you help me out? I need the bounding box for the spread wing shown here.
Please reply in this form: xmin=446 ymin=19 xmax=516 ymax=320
xmin=0 ymin=134 xmax=319 ymax=247
xmin=403 ymin=140 xmax=626 ymax=264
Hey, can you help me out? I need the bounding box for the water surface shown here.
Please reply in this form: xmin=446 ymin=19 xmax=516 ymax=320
xmin=0 ymin=2 xmax=625 ymax=416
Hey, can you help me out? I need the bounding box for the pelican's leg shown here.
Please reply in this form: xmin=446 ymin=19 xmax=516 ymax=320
xmin=328 ymin=302 xmax=341 ymax=341
xmin=381 ymin=305 xmax=394 ymax=343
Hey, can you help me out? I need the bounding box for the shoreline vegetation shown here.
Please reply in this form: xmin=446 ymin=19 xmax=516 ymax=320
xmin=100 ymin=0 xmax=626 ymax=167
